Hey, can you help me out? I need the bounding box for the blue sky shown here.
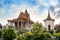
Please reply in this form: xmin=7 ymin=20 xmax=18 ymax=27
xmin=0 ymin=0 xmax=60 ymax=25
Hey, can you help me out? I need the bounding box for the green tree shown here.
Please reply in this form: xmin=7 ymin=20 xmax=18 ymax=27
xmin=32 ymin=22 xmax=44 ymax=33
xmin=0 ymin=24 xmax=2 ymax=30
xmin=23 ymin=22 xmax=52 ymax=40
xmin=0 ymin=24 xmax=2 ymax=38
xmin=54 ymin=32 xmax=60 ymax=40
xmin=2 ymin=27 xmax=16 ymax=40
xmin=24 ymin=32 xmax=52 ymax=40
xmin=40 ymin=32 xmax=52 ymax=40
xmin=24 ymin=32 xmax=32 ymax=40
xmin=55 ymin=28 xmax=60 ymax=33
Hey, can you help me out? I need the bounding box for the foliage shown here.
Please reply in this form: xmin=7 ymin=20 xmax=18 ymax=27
xmin=23 ymin=22 xmax=52 ymax=40
xmin=2 ymin=27 xmax=16 ymax=40
xmin=2 ymin=22 xmax=54 ymax=40
xmin=32 ymin=32 xmax=52 ymax=40
xmin=0 ymin=24 xmax=2 ymax=38
xmin=17 ymin=35 xmax=22 ymax=40
xmin=54 ymin=32 xmax=60 ymax=37
xmin=49 ymin=30 xmax=54 ymax=35
xmin=0 ymin=24 xmax=2 ymax=29
xmin=39 ymin=32 xmax=52 ymax=40
xmin=32 ymin=22 xmax=44 ymax=33
xmin=16 ymin=32 xmax=22 ymax=40
xmin=54 ymin=32 xmax=60 ymax=40
xmin=0 ymin=30 xmax=2 ymax=38
xmin=54 ymin=24 xmax=60 ymax=33
xmin=24 ymin=32 xmax=32 ymax=40
xmin=23 ymin=32 xmax=52 ymax=40
xmin=55 ymin=28 xmax=60 ymax=33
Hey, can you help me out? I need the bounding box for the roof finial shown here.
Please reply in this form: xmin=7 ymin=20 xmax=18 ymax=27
xmin=48 ymin=10 xmax=49 ymax=13
xmin=44 ymin=10 xmax=55 ymax=21
xmin=48 ymin=10 xmax=50 ymax=17
xmin=25 ymin=9 xmax=28 ymax=13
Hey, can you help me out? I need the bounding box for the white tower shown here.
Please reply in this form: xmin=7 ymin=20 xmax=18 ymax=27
xmin=44 ymin=10 xmax=55 ymax=31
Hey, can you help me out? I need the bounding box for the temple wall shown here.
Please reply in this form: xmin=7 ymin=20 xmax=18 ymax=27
xmin=45 ymin=20 xmax=54 ymax=31
xmin=8 ymin=22 xmax=15 ymax=29
xmin=25 ymin=22 xmax=29 ymax=28
xmin=25 ymin=22 xmax=32 ymax=30
xmin=29 ymin=23 xmax=32 ymax=29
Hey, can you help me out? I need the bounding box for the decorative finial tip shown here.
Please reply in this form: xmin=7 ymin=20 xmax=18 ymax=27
xmin=25 ymin=9 xmax=27 ymax=13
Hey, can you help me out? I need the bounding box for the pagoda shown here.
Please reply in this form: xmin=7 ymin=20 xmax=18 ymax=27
xmin=44 ymin=10 xmax=55 ymax=31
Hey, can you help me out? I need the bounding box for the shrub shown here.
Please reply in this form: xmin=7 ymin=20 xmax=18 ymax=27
xmin=31 ymin=32 xmax=52 ymax=40
xmin=2 ymin=27 xmax=16 ymax=40
xmin=24 ymin=32 xmax=32 ymax=40
xmin=23 ymin=32 xmax=52 ymax=40
xmin=32 ymin=22 xmax=44 ymax=33
xmin=54 ymin=32 xmax=60 ymax=40
xmin=0 ymin=30 xmax=2 ymax=38
xmin=40 ymin=32 xmax=52 ymax=40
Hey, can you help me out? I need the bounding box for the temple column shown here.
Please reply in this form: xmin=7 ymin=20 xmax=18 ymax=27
xmin=17 ymin=22 xmax=19 ymax=29
xmin=13 ymin=23 xmax=15 ymax=29
xmin=25 ymin=22 xmax=28 ymax=29
xmin=28 ymin=22 xmax=30 ymax=28
xmin=14 ymin=23 xmax=16 ymax=29
xmin=21 ymin=22 xmax=23 ymax=28
xmin=25 ymin=22 xmax=29 ymax=29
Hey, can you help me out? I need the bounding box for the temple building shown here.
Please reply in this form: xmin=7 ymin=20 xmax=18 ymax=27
xmin=7 ymin=9 xmax=33 ymax=30
xmin=44 ymin=11 xmax=55 ymax=31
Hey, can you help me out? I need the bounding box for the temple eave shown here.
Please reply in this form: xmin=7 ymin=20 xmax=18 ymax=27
xmin=8 ymin=19 xmax=33 ymax=23
xmin=44 ymin=19 xmax=55 ymax=21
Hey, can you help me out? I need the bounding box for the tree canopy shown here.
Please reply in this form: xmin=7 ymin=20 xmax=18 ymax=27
xmin=2 ymin=27 xmax=16 ymax=40
xmin=32 ymin=22 xmax=44 ymax=33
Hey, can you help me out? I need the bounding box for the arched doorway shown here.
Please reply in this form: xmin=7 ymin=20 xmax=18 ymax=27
xmin=48 ymin=25 xmax=51 ymax=30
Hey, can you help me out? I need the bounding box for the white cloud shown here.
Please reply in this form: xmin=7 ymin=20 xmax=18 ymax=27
xmin=53 ymin=7 xmax=60 ymax=19
xmin=37 ymin=0 xmax=57 ymax=8
xmin=0 ymin=0 xmax=59 ymax=26
xmin=53 ymin=7 xmax=60 ymax=25
xmin=54 ymin=7 xmax=60 ymax=12
xmin=0 ymin=4 xmax=48 ymax=26
xmin=50 ymin=0 xmax=57 ymax=6
xmin=0 ymin=17 xmax=8 ymax=25
xmin=54 ymin=18 xmax=60 ymax=25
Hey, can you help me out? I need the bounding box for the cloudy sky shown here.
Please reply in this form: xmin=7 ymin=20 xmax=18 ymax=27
xmin=0 ymin=0 xmax=60 ymax=25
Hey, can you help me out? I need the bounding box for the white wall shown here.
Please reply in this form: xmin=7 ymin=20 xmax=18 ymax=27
xmin=44 ymin=20 xmax=54 ymax=31
xmin=8 ymin=22 xmax=15 ymax=29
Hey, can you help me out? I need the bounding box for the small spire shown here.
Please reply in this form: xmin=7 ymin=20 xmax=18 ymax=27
xmin=48 ymin=10 xmax=50 ymax=14
xmin=44 ymin=10 xmax=55 ymax=21
xmin=25 ymin=9 xmax=29 ymax=15
xmin=25 ymin=9 xmax=28 ymax=13
xmin=48 ymin=10 xmax=50 ymax=18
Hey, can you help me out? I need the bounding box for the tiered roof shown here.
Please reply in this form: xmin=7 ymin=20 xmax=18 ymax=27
xmin=8 ymin=9 xmax=33 ymax=23
xmin=44 ymin=10 xmax=55 ymax=21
